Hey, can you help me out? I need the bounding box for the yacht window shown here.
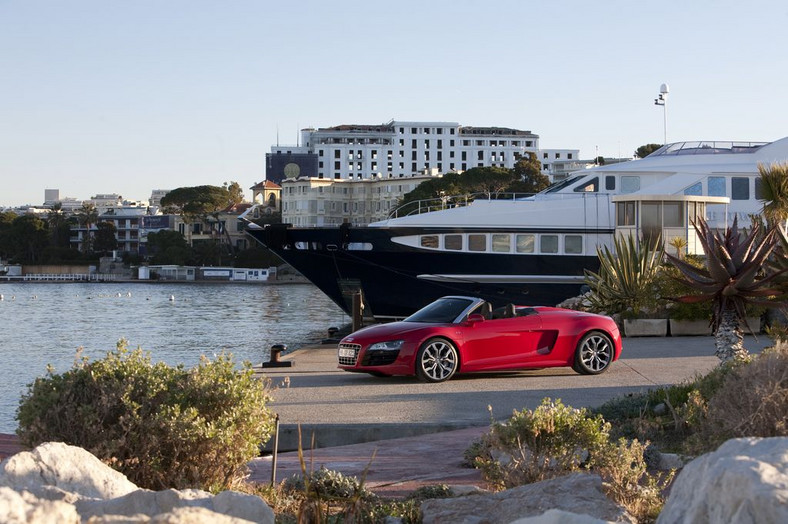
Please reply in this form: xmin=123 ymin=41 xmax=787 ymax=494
xmin=574 ymin=177 xmax=598 ymax=192
xmin=492 ymin=234 xmax=511 ymax=252
xmin=621 ymin=176 xmax=641 ymax=194
xmin=708 ymin=177 xmax=726 ymax=197
xmin=616 ymin=202 xmax=636 ymax=226
xmin=516 ymin=234 xmax=535 ymax=253
xmin=605 ymin=176 xmax=616 ymax=191
xmin=540 ymin=235 xmax=559 ymax=253
xmin=684 ymin=182 xmax=702 ymax=196
xmin=565 ymin=235 xmax=583 ymax=254
xmin=444 ymin=234 xmax=462 ymax=250
xmin=641 ymin=202 xmax=662 ymax=244
xmin=468 ymin=234 xmax=487 ymax=252
xmin=755 ymin=178 xmax=764 ymax=200
xmin=420 ymin=235 xmax=438 ymax=248
xmin=663 ymin=202 xmax=684 ymax=227
xmin=732 ymin=177 xmax=750 ymax=200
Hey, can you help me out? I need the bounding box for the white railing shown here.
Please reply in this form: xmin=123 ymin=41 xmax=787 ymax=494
xmin=0 ymin=273 xmax=121 ymax=282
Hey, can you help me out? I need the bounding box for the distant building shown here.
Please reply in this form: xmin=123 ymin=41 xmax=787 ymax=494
xmin=249 ymin=180 xmax=282 ymax=214
xmin=149 ymin=189 xmax=171 ymax=208
xmin=267 ymin=120 xmax=541 ymax=184
xmin=281 ymin=173 xmax=440 ymax=227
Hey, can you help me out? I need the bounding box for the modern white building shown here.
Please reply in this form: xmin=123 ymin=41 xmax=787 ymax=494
xmin=268 ymin=121 xmax=546 ymax=183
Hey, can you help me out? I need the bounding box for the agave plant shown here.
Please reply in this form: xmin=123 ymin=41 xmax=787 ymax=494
xmin=666 ymin=216 xmax=785 ymax=363
xmin=584 ymin=233 xmax=664 ymax=318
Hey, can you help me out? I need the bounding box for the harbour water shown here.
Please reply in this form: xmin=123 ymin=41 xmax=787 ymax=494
xmin=0 ymin=282 xmax=348 ymax=433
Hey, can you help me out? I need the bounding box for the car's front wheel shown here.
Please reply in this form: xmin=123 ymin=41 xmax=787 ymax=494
xmin=573 ymin=331 xmax=613 ymax=375
xmin=416 ymin=338 xmax=459 ymax=382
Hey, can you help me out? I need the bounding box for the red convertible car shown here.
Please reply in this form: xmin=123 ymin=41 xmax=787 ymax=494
xmin=337 ymin=296 xmax=622 ymax=382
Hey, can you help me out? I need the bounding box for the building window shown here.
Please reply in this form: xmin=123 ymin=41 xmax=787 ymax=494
xmin=568 ymin=153 xmax=573 ymax=159
xmin=477 ymin=151 xmax=484 ymax=160
xmin=411 ymin=127 xmax=417 ymax=133
xmin=334 ymin=161 xmax=341 ymax=170
xmin=616 ymin=202 xmax=636 ymax=226
xmin=555 ymin=153 xmax=561 ymax=159
xmin=543 ymin=152 xmax=548 ymax=159
xmin=412 ymin=162 xmax=417 ymax=172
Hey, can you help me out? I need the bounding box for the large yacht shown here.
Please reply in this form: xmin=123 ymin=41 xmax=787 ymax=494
xmin=246 ymin=138 xmax=788 ymax=319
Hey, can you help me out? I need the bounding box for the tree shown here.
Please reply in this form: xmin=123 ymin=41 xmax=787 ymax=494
xmin=93 ymin=222 xmax=118 ymax=254
xmin=7 ymin=215 xmax=49 ymax=263
xmin=635 ymin=144 xmax=662 ymax=158
xmin=666 ymin=217 xmax=786 ymax=363
xmin=160 ymin=185 xmax=233 ymax=246
xmin=46 ymin=203 xmax=71 ymax=249
xmin=75 ymin=203 xmax=99 ymax=253
xmin=223 ymin=181 xmax=244 ymax=206
xmin=0 ymin=211 xmax=18 ymax=260
xmin=146 ymin=230 xmax=193 ymax=265
xmin=758 ymin=162 xmax=788 ymax=231
xmin=510 ymin=152 xmax=551 ymax=193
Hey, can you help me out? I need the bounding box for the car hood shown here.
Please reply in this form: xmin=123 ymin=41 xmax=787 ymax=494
xmin=341 ymin=321 xmax=436 ymax=343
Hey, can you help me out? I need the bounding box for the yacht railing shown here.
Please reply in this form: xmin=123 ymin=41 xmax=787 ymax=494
xmin=388 ymin=192 xmax=536 ymax=218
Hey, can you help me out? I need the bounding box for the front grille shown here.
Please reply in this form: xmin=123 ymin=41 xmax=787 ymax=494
xmin=338 ymin=343 xmax=361 ymax=366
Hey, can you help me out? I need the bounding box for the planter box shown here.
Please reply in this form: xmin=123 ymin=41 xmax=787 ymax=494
xmin=624 ymin=319 xmax=668 ymax=337
xmin=669 ymin=319 xmax=712 ymax=336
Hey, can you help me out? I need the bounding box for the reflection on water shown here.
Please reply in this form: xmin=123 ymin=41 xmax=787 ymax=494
xmin=0 ymin=282 xmax=347 ymax=433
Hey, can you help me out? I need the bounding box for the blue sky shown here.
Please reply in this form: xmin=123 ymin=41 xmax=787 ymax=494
xmin=1 ymin=0 xmax=787 ymax=206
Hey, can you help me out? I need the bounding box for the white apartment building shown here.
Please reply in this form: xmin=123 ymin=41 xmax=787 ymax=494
xmin=268 ymin=121 xmax=541 ymax=182
xmin=281 ymin=174 xmax=439 ymax=227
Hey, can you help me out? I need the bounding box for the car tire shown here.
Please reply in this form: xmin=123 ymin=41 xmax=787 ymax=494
xmin=416 ymin=337 xmax=459 ymax=383
xmin=573 ymin=331 xmax=613 ymax=375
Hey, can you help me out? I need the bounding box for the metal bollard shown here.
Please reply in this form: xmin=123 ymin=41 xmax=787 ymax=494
xmin=263 ymin=344 xmax=294 ymax=368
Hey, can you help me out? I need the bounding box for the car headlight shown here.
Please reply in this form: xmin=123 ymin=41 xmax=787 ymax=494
xmin=368 ymin=340 xmax=404 ymax=351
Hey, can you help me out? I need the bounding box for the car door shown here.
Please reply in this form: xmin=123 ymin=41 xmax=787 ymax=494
xmin=459 ymin=314 xmax=544 ymax=371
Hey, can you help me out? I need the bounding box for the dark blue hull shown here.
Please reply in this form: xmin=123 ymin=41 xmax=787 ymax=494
xmin=247 ymin=224 xmax=599 ymax=318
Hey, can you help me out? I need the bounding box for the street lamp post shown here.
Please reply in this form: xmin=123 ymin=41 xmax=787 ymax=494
xmin=654 ymin=83 xmax=669 ymax=144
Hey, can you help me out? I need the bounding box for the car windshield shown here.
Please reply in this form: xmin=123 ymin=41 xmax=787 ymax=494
xmin=404 ymin=297 xmax=475 ymax=323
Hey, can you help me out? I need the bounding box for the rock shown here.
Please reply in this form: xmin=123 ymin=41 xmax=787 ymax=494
xmin=510 ymin=509 xmax=613 ymax=523
xmin=657 ymin=437 xmax=788 ymax=524
xmin=420 ymin=473 xmax=634 ymax=524
xmin=76 ymin=488 xmax=274 ymax=523
xmin=655 ymin=452 xmax=684 ymax=471
xmin=0 ymin=486 xmax=80 ymax=524
xmin=652 ymin=402 xmax=667 ymax=416
xmin=0 ymin=441 xmax=138 ymax=500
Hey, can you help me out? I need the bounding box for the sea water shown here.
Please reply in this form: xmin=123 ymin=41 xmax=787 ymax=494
xmin=0 ymin=282 xmax=347 ymax=433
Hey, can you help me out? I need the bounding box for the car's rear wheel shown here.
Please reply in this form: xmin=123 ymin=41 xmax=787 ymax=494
xmin=416 ymin=338 xmax=459 ymax=383
xmin=573 ymin=331 xmax=613 ymax=375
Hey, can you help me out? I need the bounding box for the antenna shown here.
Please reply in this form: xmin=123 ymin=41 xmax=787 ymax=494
xmin=297 ymin=123 xmax=299 ymax=147
xmin=276 ymin=125 xmax=279 ymax=147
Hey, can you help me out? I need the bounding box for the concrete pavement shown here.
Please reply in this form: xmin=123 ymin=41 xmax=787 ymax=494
xmin=254 ymin=335 xmax=772 ymax=451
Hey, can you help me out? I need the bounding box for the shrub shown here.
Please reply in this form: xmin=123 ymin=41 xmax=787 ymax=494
xmin=698 ymin=342 xmax=788 ymax=445
xmin=16 ymin=340 xmax=275 ymax=492
xmin=469 ymin=399 xmax=672 ymax=522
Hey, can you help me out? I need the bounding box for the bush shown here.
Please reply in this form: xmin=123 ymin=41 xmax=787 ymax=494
xmin=16 ymin=340 xmax=275 ymax=492
xmin=697 ymin=342 xmax=788 ymax=445
xmin=469 ymin=399 xmax=672 ymax=522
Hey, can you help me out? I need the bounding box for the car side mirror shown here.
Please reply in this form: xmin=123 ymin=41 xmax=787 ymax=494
xmin=465 ymin=313 xmax=485 ymax=325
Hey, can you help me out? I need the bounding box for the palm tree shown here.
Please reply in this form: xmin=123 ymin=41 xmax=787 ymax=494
xmin=758 ymin=162 xmax=788 ymax=231
xmin=666 ymin=217 xmax=785 ymax=363
xmin=76 ymin=203 xmax=99 ymax=253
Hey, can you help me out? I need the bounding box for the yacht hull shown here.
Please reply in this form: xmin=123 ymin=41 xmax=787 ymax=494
xmin=247 ymin=224 xmax=598 ymax=318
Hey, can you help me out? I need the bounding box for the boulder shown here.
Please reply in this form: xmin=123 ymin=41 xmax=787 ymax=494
xmin=76 ymin=488 xmax=274 ymax=523
xmin=420 ymin=473 xmax=634 ymax=524
xmin=657 ymin=437 xmax=788 ymax=523
xmin=0 ymin=486 xmax=80 ymax=524
xmin=511 ymin=509 xmax=613 ymax=523
xmin=0 ymin=441 xmax=137 ymax=500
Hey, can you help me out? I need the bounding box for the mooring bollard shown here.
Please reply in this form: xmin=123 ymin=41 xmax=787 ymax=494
xmin=263 ymin=344 xmax=294 ymax=368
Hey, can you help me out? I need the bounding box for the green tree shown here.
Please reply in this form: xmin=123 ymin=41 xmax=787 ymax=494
xmin=161 ymin=185 xmax=233 ymax=246
xmin=666 ymin=217 xmax=786 ymax=362
xmin=7 ymin=215 xmax=49 ymax=263
xmin=758 ymin=162 xmax=788 ymax=230
xmin=46 ymin=203 xmax=71 ymax=249
xmin=223 ymin=181 xmax=244 ymax=206
xmin=75 ymin=203 xmax=100 ymax=253
xmin=93 ymin=221 xmax=118 ymax=254
xmin=146 ymin=230 xmax=193 ymax=265
xmin=635 ymin=144 xmax=662 ymax=158
xmin=510 ymin=152 xmax=551 ymax=193
xmin=0 ymin=211 xmax=18 ymax=259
